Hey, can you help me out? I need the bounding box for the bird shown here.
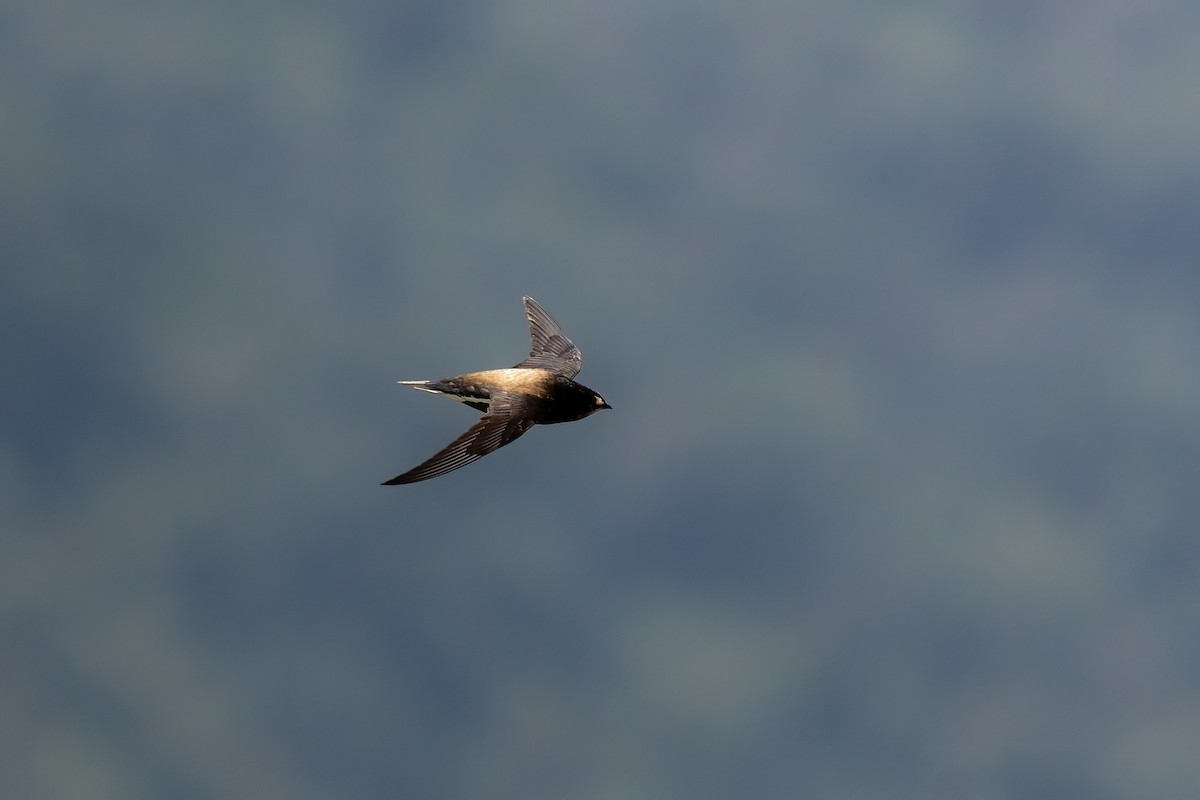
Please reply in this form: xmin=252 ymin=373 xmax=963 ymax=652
xmin=382 ymin=296 xmax=611 ymax=485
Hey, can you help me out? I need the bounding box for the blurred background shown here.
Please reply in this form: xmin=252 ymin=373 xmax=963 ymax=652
xmin=4 ymin=1 xmax=1200 ymax=798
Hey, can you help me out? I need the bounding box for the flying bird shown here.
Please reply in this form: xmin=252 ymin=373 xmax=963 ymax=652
xmin=382 ymin=296 xmax=611 ymax=485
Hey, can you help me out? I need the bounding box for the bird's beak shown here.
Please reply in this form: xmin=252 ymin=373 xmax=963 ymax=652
xmin=601 ymin=402 xmax=612 ymax=410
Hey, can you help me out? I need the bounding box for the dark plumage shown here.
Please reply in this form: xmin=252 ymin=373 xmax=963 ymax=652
xmin=382 ymin=296 xmax=611 ymax=485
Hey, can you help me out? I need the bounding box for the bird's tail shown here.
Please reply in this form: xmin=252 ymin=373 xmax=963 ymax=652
xmin=397 ymin=379 xmax=444 ymax=396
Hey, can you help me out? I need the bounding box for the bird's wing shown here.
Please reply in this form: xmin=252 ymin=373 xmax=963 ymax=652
xmin=381 ymin=393 xmax=536 ymax=485
xmin=515 ymin=295 xmax=582 ymax=378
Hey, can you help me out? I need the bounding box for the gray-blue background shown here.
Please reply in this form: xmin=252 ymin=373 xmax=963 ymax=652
xmin=5 ymin=2 xmax=1200 ymax=798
